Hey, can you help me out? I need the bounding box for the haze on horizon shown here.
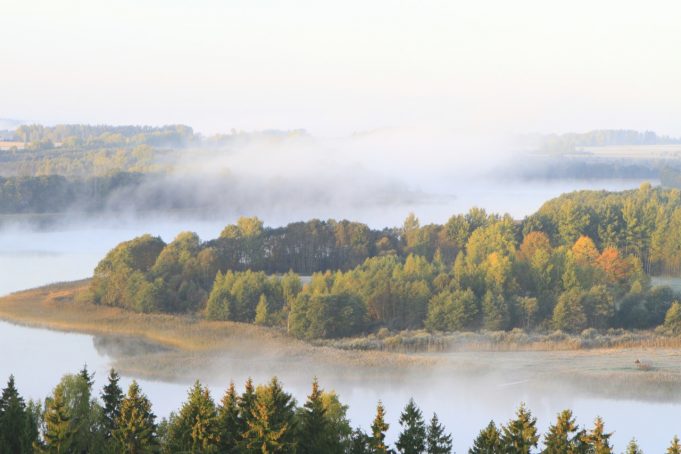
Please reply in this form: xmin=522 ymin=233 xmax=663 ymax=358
xmin=2 ymin=0 xmax=681 ymax=137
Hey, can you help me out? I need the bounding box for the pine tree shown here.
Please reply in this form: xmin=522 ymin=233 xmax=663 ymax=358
xmin=243 ymin=377 xmax=297 ymax=453
xmin=101 ymin=369 xmax=123 ymax=440
xmin=469 ymin=420 xmax=502 ymax=454
xmin=625 ymin=438 xmax=643 ymax=454
xmin=0 ymin=375 xmax=34 ymax=454
xmin=349 ymin=428 xmax=371 ymax=454
xmin=236 ymin=378 xmax=257 ymax=451
xmin=298 ymin=378 xmax=340 ymax=454
xmin=43 ymin=385 xmax=75 ymax=454
xmin=395 ymin=399 xmax=426 ymax=454
xmin=217 ymin=382 xmax=241 ymax=453
xmin=166 ymin=380 xmax=219 ymax=453
xmin=580 ymin=417 xmax=612 ymax=454
xmin=500 ymin=403 xmax=539 ymax=454
xmin=543 ymin=409 xmax=585 ymax=454
xmin=370 ymin=400 xmax=390 ymax=454
xmin=668 ymin=436 xmax=681 ymax=454
xmin=426 ymin=413 xmax=452 ymax=454
xmin=113 ymin=381 xmax=157 ymax=454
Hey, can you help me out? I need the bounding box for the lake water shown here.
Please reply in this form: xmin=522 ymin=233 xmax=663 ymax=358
xmin=1 ymin=319 xmax=679 ymax=451
xmin=1 ymin=177 xmax=674 ymax=451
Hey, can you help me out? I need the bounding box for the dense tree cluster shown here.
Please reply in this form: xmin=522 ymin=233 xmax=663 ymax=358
xmin=1 ymin=370 xmax=678 ymax=453
xmin=536 ymin=129 xmax=681 ymax=154
xmin=13 ymin=124 xmax=195 ymax=149
xmin=91 ymin=186 xmax=681 ymax=339
xmin=0 ymin=173 xmax=146 ymax=213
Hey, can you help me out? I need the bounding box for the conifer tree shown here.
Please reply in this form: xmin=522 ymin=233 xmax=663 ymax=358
xmin=543 ymin=409 xmax=585 ymax=454
xmin=166 ymin=380 xmax=219 ymax=453
xmin=0 ymin=375 xmax=34 ymax=454
xmin=217 ymin=382 xmax=241 ymax=453
xmin=349 ymin=428 xmax=371 ymax=454
xmin=243 ymin=377 xmax=297 ymax=453
xmin=426 ymin=413 xmax=452 ymax=454
xmin=668 ymin=436 xmax=681 ymax=454
xmin=370 ymin=400 xmax=390 ymax=454
xmin=236 ymin=378 xmax=257 ymax=451
xmin=469 ymin=420 xmax=501 ymax=454
xmin=500 ymin=403 xmax=539 ymax=454
xmin=625 ymin=438 xmax=643 ymax=454
xmin=395 ymin=399 xmax=426 ymax=454
xmin=101 ymin=369 xmax=123 ymax=440
xmin=580 ymin=417 xmax=612 ymax=454
xmin=113 ymin=381 xmax=157 ymax=454
xmin=298 ymin=378 xmax=341 ymax=454
xmin=43 ymin=385 xmax=75 ymax=454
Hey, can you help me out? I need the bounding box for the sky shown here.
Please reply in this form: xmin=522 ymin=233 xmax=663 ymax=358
xmin=2 ymin=0 xmax=681 ymax=136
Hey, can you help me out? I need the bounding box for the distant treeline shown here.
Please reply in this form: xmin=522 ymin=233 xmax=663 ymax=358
xmin=11 ymin=124 xmax=195 ymax=149
xmin=0 ymin=369 xmax=675 ymax=453
xmin=90 ymin=185 xmax=681 ymax=339
xmin=536 ymin=129 xmax=681 ymax=154
xmin=0 ymin=173 xmax=145 ymax=214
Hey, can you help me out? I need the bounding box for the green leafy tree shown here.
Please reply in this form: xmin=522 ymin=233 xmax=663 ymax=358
xmin=113 ymin=381 xmax=157 ymax=454
xmin=370 ymin=401 xmax=390 ymax=454
xmin=426 ymin=413 xmax=452 ymax=454
xmin=553 ymin=289 xmax=587 ymax=333
xmin=664 ymin=301 xmax=681 ymax=335
xmin=395 ymin=399 xmax=426 ymax=454
xmin=482 ymin=291 xmax=510 ymax=331
xmin=668 ymin=435 xmax=681 ymax=454
xmin=469 ymin=421 xmax=501 ymax=454
xmin=500 ymin=403 xmax=539 ymax=454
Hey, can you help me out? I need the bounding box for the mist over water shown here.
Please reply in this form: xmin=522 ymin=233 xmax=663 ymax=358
xmin=1 ymin=320 xmax=678 ymax=452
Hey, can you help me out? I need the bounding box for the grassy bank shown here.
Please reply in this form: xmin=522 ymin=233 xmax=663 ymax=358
xmin=0 ymin=280 xmax=431 ymax=381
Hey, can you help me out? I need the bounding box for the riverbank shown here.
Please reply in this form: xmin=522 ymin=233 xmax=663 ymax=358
xmin=0 ymin=280 xmax=431 ymax=382
xmin=4 ymin=280 xmax=681 ymax=403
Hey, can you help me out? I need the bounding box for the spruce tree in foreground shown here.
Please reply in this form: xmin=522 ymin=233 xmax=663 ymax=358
xmin=543 ymin=409 xmax=585 ymax=453
xmin=396 ymin=398 xmax=426 ymax=454
xmin=580 ymin=417 xmax=612 ymax=454
xmin=101 ymin=369 xmax=123 ymax=441
xmin=349 ymin=428 xmax=371 ymax=454
xmin=469 ymin=420 xmax=502 ymax=454
xmin=166 ymin=380 xmax=219 ymax=453
xmin=0 ymin=375 xmax=36 ymax=454
xmin=243 ymin=377 xmax=297 ymax=453
xmin=42 ymin=385 xmax=75 ymax=454
xmin=500 ymin=403 xmax=539 ymax=454
xmin=426 ymin=413 xmax=452 ymax=454
xmin=625 ymin=438 xmax=643 ymax=454
xmin=217 ymin=382 xmax=241 ymax=453
xmin=113 ymin=381 xmax=157 ymax=454
xmin=668 ymin=436 xmax=681 ymax=454
xmin=298 ymin=378 xmax=341 ymax=454
xmin=370 ymin=400 xmax=390 ymax=454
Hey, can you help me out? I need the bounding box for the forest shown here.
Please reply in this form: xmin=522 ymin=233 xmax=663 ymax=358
xmin=89 ymin=185 xmax=681 ymax=340
xmin=0 ymin=369 xmax=675 ymax=453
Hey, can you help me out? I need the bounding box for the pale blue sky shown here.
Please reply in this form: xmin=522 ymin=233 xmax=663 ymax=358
xmin=2 ymin=0 xmax=681 ymax=136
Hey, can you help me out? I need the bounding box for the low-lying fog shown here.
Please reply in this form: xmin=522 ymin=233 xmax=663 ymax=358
xmin=0 ymin=176 xmax=644 ymax=296
xmin=1 ymin=320 xmax=678 ymax=452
